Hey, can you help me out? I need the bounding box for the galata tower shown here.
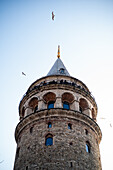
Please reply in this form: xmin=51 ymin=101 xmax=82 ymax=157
xmin=14 ymin=46 xmax=102 ymax=170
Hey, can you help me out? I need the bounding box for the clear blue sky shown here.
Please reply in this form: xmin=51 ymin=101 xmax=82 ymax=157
xmin=0 ymin=0 xmax=113 ymax=169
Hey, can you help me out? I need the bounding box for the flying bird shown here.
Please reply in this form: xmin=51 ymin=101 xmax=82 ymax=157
xmin=99 ymin=117 xmax=106 ymax=119
xmin=0 ymin=160 xmax=4 ymax=164
xmin=52 ymin=11 xmax=55 ymax=20
xmin=99 ymin=117 xmax=112 ymax=128
xmin=110 ymin=123 xmax=112 ymax=128
xmin=22 ymin=72 xmax=26 ymax=76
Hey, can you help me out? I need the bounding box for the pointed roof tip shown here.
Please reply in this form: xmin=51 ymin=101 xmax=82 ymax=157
xmin=47 ymin=46 xmax=70 ymax=76
xmin=47 ymin=58 xmax=70 ymax=76
xmin=57 ymin=45 xmax=60 ymax=58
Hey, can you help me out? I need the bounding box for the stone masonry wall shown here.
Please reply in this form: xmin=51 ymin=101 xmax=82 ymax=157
xmin=14 ymin=110 xmax=102 ymax=170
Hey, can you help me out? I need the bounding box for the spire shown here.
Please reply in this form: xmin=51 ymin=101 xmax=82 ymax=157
xmin=47 ymin=46 xmax=70 ymax=76
xmin=57 ymin=45 xmax=60 ymax=58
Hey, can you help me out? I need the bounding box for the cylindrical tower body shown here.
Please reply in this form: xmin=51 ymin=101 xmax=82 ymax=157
xmin=14 ymin=58 xmax=102 ymax=170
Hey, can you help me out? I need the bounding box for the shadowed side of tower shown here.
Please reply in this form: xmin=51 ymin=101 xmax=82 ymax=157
xmin=14 ymin=48 xmax=102 ymax=170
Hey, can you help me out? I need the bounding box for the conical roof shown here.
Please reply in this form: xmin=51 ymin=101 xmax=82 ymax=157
xmin=47 ymin=58 xmax=70 ymax=76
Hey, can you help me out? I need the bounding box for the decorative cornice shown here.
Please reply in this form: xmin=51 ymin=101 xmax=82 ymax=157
xmin=19 ymin=80 xmax=97 ymax=114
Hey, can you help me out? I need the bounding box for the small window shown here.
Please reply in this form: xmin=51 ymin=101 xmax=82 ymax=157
xmin=45 ymin=135 xmax=53 ymax=146
xmin=70 ymin=142 xmax=73 ymax=145
xmin=68 ymin=123 xmax=72 ymax=130
xmin=86 ymin=142 xmax=90 ymax=153
xmin=70 ymin=162 xmax=73 ymax=167
xmin=48 ymin=122 xmax=52 ymax=128
xmin=85 ymin=129 xmax=88 ymax=135
xmin=48 ymin=101 xmax=54 ymax=109
xmin=16 ymin=147 xmax=20 ymax=159
xmin=63 ymin=101 xmax=69 ymax=110
xmin=79 ymin=106 xmax=82 ymax=113
xmin=34 ymin=105 xmax=38 ymax=112
xmin=30 ymin=127 xmax=33 ymax=134
xmin=59 ymin=68 xmax=65 ymax=74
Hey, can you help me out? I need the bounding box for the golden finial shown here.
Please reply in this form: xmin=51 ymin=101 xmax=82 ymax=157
xmin=57 ymin=45 xmax=60 ymax=58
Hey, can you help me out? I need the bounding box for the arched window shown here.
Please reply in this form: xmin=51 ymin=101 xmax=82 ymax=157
xmin=22 ymin=107 xmax=25 ymax=118
xmin=92 ymin=108 xmax=96 ymax=120
xmin=86 ymin=141 xmax=91 ymax=153
xmin=29 ymin=97 xmax=38 ymax=112
xmin=63 ymin=101 xmax=69 ymax=110
xmin=43 ymin=92 xmax=56 ymax=110
xmin=45 ymin=134 xmax=53 ymax=146
xmin=62 ymin=92 xmax=74 ymax=110
xmin=43 ymin=92 xmax=56 ymax=103
xmin=68 ymin=123 xmax=72 ymax=130
xmin=48 ymin=101 xmax=54 ymax=109
xmin=48 ymin=122 xmax=52 ymax=128
xmin=79 ymin=98 xmax=88 ymax=112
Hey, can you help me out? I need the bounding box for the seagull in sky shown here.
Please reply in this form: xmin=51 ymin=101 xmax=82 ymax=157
xmin=52 ymin=11 xmax=55 ymax=20
xmin=22 ymin=72 xmax=26 ymax=76
xmin=110 ymin=123 xmax=112 ymax=128
xmin=99 ymin=117 xmax=112 ymax=128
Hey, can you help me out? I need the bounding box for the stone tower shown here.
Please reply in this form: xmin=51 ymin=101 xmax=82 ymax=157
xmin=14 ymin=47 xmax=102 ymax=170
